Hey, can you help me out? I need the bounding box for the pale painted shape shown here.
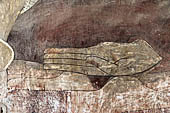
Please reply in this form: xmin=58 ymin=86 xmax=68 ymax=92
xmin=21 ymin=0 xmax=39 ymax=14
xmin=0 ymin=39 xmax=14 ymax=72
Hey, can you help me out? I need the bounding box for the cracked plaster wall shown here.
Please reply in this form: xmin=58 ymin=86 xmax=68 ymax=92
xmin=0 ymin=0 xmax=170 ymax=112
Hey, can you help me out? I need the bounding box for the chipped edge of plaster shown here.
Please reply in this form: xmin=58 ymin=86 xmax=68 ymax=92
xmin=20 ymin=0 xmax=39 ymax=14
xmin=0 ymin=39 xmax=14 ymax=71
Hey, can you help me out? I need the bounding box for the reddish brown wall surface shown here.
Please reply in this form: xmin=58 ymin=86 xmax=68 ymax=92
xmin=5 ymin=1 xmax=170 ymax=112
xmin=8 ymin=0 xmax=170 ymax=66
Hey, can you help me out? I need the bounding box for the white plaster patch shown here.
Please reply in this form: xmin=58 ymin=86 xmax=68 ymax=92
xmin=116 ymin=95 xmax=123 ymax=99
xmin=21 ymin=0 xmax=39 ymax=14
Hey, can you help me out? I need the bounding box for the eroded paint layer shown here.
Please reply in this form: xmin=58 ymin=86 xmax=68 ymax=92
xmin=44 ymin=40 xmax=162 ymax=76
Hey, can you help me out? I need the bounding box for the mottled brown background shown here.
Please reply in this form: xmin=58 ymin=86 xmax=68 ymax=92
xmin=5 ymin=0 xmax=170 ymax=112
xmin=8 ymin=0 xmax=170 ymax=69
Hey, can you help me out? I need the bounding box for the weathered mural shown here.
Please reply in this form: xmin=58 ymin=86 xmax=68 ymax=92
xmin=0 ymin=0 xmax=170 ymax=112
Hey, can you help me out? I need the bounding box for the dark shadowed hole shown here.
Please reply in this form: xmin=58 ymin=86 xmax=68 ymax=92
xmin=0 ymin=107 xmax=3 ymax=113
xmin=87 ymin=76 xmax=111 ymax=89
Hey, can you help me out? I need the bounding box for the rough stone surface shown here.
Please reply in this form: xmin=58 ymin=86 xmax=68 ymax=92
xmin=7 ymin=40 xmax=162 ymax=91
xmin=6 ymin=60 xmax=170 ymax=112
xmin=0 ymin=71 xmax=7 ymax=99
xmin=44 ymin=40 xmax=162 ymax=76
xmin=8 ymin=60 xmax=95 ymax=91
xmin=5 ymin=41 xmax=170 ymax=112
xmin=7 ymin=90 xmax=70 ymax=113
xmin=69 ymin=71 xmax=170 ymax=112
xmin=4 ymin=0 xmax=170 ymax=112
xmin=0 ymin=0 xmax=26 ymax=41
xmin=0 ymin=39 xmax=14 ymax=71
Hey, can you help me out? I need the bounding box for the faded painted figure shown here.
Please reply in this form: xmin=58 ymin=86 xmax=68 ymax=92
xmin=44 ymin=40 xmax=162 ymax=77
xmin=8 ymin=40 xmax=162 ymax=92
